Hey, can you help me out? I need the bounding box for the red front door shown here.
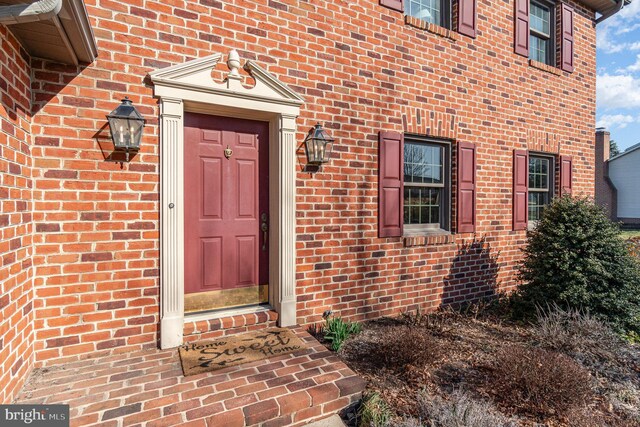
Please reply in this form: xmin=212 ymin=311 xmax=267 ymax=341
xmin=184 ymin=113 xmax=269 ymax=309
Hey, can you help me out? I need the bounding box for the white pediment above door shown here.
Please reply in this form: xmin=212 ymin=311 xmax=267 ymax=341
xmin=149 ymin=50 xmax=304 ymax=109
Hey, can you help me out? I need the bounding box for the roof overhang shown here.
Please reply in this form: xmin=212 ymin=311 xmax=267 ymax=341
xmin=578 ymin=0 xmax=631 ymax=16
xmin=0 ymin=0 xmax=97 ymax=65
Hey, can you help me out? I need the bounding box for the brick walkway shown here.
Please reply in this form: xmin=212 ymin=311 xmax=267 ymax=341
xmin=15 ymin=328 xmax=365 ymax=426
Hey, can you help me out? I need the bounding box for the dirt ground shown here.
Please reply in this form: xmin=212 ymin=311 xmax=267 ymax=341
xmin=335 ymin=307 xmax=640 ymax=427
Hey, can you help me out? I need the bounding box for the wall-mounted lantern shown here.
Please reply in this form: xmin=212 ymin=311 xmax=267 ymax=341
xmin=303 ymin=123 xmax=334 ymax=166
xmin=107 ymin=97 xmax=145 ymax=162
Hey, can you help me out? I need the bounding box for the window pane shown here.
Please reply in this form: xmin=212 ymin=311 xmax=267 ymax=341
xmin=403 ymin=187 xmax=441 ymax=225
xmin=530 ymin=35 xmax=549 ymax=64
xmin=529 ymin=157 xmax=550 ymax=190
xmin=529 ymin=191 xmax=550 ymax=222
xmin=528 ymin=156 xmax=551 ymax=222
xmin=404 ymin=142 xmax=443 ymax=184
xmin=530 ymin=3 xmax=550 ymax=36
xmin=407 ymin=0 xmax=443 ymax=26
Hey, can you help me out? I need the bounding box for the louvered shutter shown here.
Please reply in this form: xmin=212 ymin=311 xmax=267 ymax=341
xmin=457 ymin=142 xmax=477 ymax=233
xmin=513 ymin=150 xmax=529 ymax=230
xmin=379 ymin=131 xmax=404 ymax=238
xmin=561 ymin=4 xmax=575 ymax=72
xmin=560 ymin=155 xmax=573 ymax=195
xmin=514 ymin=0 xmax=530 ymax=57
xmin=458 ymin=0 xmax=477 ymax=38
xmin=380 ymin=0 xmax=403 ymax=12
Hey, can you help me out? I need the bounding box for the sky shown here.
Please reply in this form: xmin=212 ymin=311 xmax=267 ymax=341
xmin=595 ymin=1 xmax=640 ymax=151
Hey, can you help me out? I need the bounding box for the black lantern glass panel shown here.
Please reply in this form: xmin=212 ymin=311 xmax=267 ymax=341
xmin=304 ymin=123 xmax=334 ymax=165
xmin=107 ymin=97 xmax=145 ymax=161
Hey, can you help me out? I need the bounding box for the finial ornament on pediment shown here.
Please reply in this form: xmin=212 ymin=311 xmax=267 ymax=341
xmin=226 ymin=49 xmax=242 ymax=81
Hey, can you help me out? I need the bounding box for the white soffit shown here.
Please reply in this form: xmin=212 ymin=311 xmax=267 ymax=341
xmin=0 ymin=0 xmax=97 ymax=65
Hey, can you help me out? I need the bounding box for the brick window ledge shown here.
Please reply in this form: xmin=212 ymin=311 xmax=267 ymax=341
xmin=404 ymin=233 xmax=454 ymax=247
xmin=405 ymin=16 xmax=459 ymax=41
xmin=529 ymin=59 xmax=562 ymax=76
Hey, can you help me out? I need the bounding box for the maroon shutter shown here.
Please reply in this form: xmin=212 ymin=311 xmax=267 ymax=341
xmin=458 ymin=0 xmax=477 ymax=38
xmin=380 ymin=0 xmax=403 ymax=12
xmin=457 ymin=142 xmax=476 ymax=233
xmin=561 ymin=4 xmax=575 ymax=72
xmin=560 ymin=155 xmax=573 ymax=195
xmin=514 ymin=0 xmax=529 ymax=57
xmin=513 ymin=150 xmax=529 ymax=231
xmin=379 ymin=131 xmax=404 ymax=238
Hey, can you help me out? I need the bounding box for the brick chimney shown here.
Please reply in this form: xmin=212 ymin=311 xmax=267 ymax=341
xmin=595 ymin=128 xmax=617 ymax=220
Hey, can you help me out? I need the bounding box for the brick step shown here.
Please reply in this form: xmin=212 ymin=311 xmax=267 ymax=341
xmin=183 ymin=308 xmax=279 ymax=343
xmin=201 ymin=330 xmax=365 ymax=426
xmin=15 ymin=327 xmax=365 ymax=427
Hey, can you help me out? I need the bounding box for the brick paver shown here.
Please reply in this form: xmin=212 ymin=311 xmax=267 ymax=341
xmin=15 ymin=328 xmax=364 ymax=426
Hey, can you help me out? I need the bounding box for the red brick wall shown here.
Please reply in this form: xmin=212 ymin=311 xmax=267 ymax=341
xmin=27 ymin=0 xmax=596 ymax=364
xmin=0 ymin=25 xmax=34 ymax=402
xmin=29 ymin=52 xmax=160 ymax=363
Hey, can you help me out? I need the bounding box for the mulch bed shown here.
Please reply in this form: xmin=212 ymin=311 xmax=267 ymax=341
xmin=334 ymin=308 xmax=639 ymax=426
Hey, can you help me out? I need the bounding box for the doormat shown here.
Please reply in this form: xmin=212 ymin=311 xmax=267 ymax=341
xmin=178 ymin=328 xmax=306 ymax=376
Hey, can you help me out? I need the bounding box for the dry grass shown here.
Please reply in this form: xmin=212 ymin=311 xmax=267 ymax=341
xmin=534 ymin=305 xmax=622 ymax=362
xmin=398 ymin=390 xmax=518 ymax=427
xmin=621 ymin=230 xmax=640 ymax=239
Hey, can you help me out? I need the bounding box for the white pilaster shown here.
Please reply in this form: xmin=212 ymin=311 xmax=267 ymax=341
xmin=159 ymin=98 xmax=184 ymax=349
xmin=276 ymin=115 xmax=297 ymax=327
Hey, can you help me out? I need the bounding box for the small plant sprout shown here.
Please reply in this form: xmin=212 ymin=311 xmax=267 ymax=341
xmin=322 ymin=314 xmax=362 ymax=352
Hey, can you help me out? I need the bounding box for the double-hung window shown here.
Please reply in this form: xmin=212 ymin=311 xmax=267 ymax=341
xmin=403 ymin=138 xmax=450 ymax=233
xmin=378 ymin=131 xmax=477 ymax=238
xmin=529 ymin=0 xmax=554 ymax=65
xmin=528 ymin=154 xmax=554 ymax=223
xmin=513 ymin=150 xmax=572 ymax=231
xmin=406 ymin=0 xmax=451 ymax=28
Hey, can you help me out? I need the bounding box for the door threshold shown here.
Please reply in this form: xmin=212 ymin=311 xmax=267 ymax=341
xmin=184 ymin=285 xmax=269 ymax=313
xmin=184 ymin=304 xmax=274 ymax=324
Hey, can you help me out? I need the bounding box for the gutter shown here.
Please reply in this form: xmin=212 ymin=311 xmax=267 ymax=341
xmin=596 ymin=0 xmax=626 ymax=24
xmin=0 ymin=0 xmax=62 ymax=25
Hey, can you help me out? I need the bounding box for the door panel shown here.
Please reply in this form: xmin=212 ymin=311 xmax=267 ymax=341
xmin=237 ymin=236 xmax=257 ymax=286
xmin=201 ymin=158 xmax=222 ymax=218
xmin=202 ymin=238 xmax=222 ymax=289
xmin=237 ymin=160 xmax=257 ymax=218
xmin=184 ymin=113 xmax=269 ymax=307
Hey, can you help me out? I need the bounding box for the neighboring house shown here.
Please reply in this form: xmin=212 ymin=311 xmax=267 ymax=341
xmin=595 ymin=128 xmax=640 ymax=226
xmin=0 ymin=0 xmax=626 ymax=406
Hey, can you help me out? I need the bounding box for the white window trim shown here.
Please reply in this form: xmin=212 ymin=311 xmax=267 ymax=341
xmin=403 ymin=135 xmax=451 ymax=236
xmin=528 ymin=152 xmax=555 ymax=228
xmin=529 ymin=0 xmax=556 ymax=66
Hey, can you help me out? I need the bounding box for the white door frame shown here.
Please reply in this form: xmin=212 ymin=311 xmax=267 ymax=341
xmin=149 ymin=51 xmax=303 ymax=348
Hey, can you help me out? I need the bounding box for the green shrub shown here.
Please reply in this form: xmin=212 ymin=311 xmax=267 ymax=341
xmin=514 ymin=196 xmax=640 ymax=335
xmin=323 ymin=315 xmax=362 ymax=351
